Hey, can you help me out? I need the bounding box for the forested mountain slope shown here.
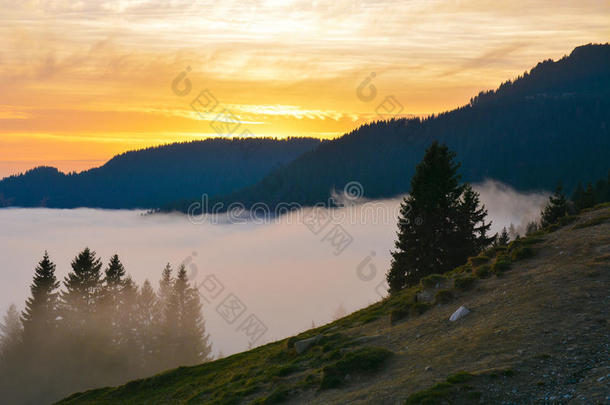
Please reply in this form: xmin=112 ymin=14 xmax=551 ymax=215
xmin=167 ymin=44 xmax=610 ymax=213
xmin=0 ymin=138 xmax=321 ymax=209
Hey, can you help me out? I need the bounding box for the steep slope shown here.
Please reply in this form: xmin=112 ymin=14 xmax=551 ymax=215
xmin=0 ymin=138 xmax=321 ymax=209
xmin=168 ymin=44 xmax=610 ymax=214
xmin=57 ymin=205 xmax=610 ymax=404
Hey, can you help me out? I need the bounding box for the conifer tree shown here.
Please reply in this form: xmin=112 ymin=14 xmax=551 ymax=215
xmin=0 ymin=304 xmax=24 ymax=405
xmin=117 ymin=276 xmax=140 ymax=375
xmin=571 ymin=181 xmax=585 ymax=209
xmin=526 ymin=221 xmax=539 ymax=236
xmin=61 ymin=248 xmax=103 ymax=330
xmin=455 ymin=184 xmax=494 ymax=260
xmin=104 ymin=254 xmax=126 ymax=299
xmin=137 ymin=280 xmax=158 ymax=372
xmin=0 ymin=304 xmax=22 ymax=359
xmin=387 ymin=142 xmax=492 ymax=293
xmin=155 ymin=263 xmax=178 ymax=370
xmin=581 ymin=183 xmax=596 ymax=209
xmin=101 ymin=254 xmax=127 ymax=342
xmin=498 ymin=227 xmax=510 ymax=246
xmin=21 ymin=251 xmax=60 ymax=344
xmin=173 ymin=265 xmax=211 ymax=366
xmin=540 ymin=184 xmax=568 ymax=227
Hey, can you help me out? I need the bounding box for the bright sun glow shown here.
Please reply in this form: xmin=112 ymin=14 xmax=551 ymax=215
xmin=0 ymin=0 xmax=609 ymax=177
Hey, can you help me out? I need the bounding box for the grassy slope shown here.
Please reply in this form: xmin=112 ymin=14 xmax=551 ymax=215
xmin=57 ymin=205 xmax=610 ymax=405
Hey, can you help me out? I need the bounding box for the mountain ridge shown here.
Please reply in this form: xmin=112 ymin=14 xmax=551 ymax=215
xmin=0 ymin=137 xmax=321 ymax=209
xmin=165 ymin=43 xmax=610 ymax=214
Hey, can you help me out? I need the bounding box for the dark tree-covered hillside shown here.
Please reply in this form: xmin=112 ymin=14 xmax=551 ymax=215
xmin=0 ymin=137 xmax=321 ymax=209
xmin=170 ymin=44 xmax=610 ymax=214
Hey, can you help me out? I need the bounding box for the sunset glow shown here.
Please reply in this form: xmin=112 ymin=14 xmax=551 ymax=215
xmin=1 ymin=0 xmax=609 ymax=177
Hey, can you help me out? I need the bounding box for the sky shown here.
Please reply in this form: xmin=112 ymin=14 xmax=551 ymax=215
xmin=0 ymin=0 xmax=609 ymax=177
xmin=0 ymin=181 xmax=548 ymax=356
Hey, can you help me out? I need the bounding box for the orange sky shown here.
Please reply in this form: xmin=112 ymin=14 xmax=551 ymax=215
xmin=1 ymin=0 xmax=609 ymax=178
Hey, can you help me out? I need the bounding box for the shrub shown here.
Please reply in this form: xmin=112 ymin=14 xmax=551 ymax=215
xmin=507 ymin=239 xmax=522 ymax=251
xmin=520 ymin=237 xmax=544 ymax=246
xmin=474 ymin=264 xmax=491 ymax=278
xmin=446 ymin=371 xmax=474 ymax=384
xmin=405 ymin=382 xmax=454 ymax=404
xmin=454 ymin=276 xmax=476 ymax=291
xmin=558 ymin=215 xmax=577 ymax=226
xmin=420 ymin=274 xmax=448 ymax=289
xmin=434 ymin=289 xmax=453 ymax=305
xmin=492 ymin=256 xmax=511 ymax=273
xmin=511 ymin=246 xmax=534 ymax=261
xmin=546 ymin=223 xmax=559 ymax=232
xmin=390 ymin=307 xmax=409 ymax=324
xmin=285 ymin=337 xmax=297 ymax=349
xmin=320 ymin=347 xmax=393 ymax=389
xmin=267 ymin=364 xmax=300 ymax=377
xmin=410 ymin=302 xmax=431 ymax=316
xmin=452 ymin=263 xmax=472 ymax=275
xmin=573 ymin=213 xmax=610 ymax=229
xmin=469 ymin=255 xmax=490 ymax=267
xmin=263 ymin=387 xmax=292 ymax=404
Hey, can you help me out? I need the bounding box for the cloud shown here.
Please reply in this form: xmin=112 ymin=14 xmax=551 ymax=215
xmin=0 ymin=0 xmax=609 ymax=173
xmin=0 ymin=180 xmax=548 ymax=356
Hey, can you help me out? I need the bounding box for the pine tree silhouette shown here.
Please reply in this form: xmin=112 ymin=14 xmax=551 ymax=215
xmin=21 ymin=251 xmax=60 ymax=344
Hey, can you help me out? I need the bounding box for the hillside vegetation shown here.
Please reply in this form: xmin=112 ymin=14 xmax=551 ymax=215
xmin=57 ymin=204 xmax=610 ymax=404
xmin=168 ymin=44 xmax=610 ymax=214
xmin=0 ymin=137 xmax=320 ymax=209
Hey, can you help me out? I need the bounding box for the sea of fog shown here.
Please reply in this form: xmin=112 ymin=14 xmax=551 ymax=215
xmin=0 ymin=180 xmax=547 ymax=357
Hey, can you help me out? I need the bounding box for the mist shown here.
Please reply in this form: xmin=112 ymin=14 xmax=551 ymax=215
xmin=0 ymin=180 xmax=548 ymax=358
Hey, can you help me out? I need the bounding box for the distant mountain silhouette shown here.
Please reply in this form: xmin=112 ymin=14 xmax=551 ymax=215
xmin=0 ymin=138 xmax=321 ymax=208
xmin=166 ymin=43 xmax=610 ymax=214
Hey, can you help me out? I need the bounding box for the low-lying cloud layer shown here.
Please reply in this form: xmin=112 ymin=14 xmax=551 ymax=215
xmin=0 ymin=180 xmax=547 ymax=356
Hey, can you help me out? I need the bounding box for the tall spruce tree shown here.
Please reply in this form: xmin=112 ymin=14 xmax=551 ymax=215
xmin=540 ymin=184 xmax=568 ymax=227
xmin=581 ymin=183 xmax=596 ymax=209
xmin=101 ymin=254 xmax=127 ymax=342
xmin=61 ymin=248 xmax=103 ymax=330
xmin=0 ymin=304 xmax=22 ymax=359
xmin=173 ymin=265 xmax=211 ymax=366
xmin=104 ymin=254 xmax=126 ymax=297
xmin=117 ymin=276 xmax=140 ymax=375
xmin=387 ymin=142 xmax=492 ymax=293
xmin=0 ymin=304 xmax=24 ymax=405
xmin=455 ymin=184 xmax=494 ymax=260
xmin=571 ymin=182 xmax=585 ymax=210
xmin=137 ymin=279 xmax=158 ymax=373
xmin=21 ymin=251 xmax=60 ymax=344
xmin=155 ymin=263 xmax=178 ymax=370
xmin=497 ymin=227 xmax=510 ymax=246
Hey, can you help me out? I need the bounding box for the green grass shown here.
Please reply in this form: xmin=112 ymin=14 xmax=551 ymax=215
xmin=445 ymin=371 xmax=474 ymax=384
xmin=320 ymin=347 xmax=393 ymax=390
xmin=573 ymin=213 xmax=610 ymax=229
xmin=510 ymin=246 xmax=534 ymax=261
xmin=474 ymin=264 xmax=491 ymax=279
xmin=492 ymin=256 xmax=511 ymax=274
xmin=454 ymin=276 xmax=476 ymax=291
xmin=390 ymin=301 xmax=432 ymax=324
xmin=469 ymin=255 xmax=490 ymax=267
xmin=405 ymin=370 xmax=515 ymax=404
xmin=420 ymin=274 xmax=448 ymax=289
xmin=405 ymin=372 xmax=474 ymax=404
xmin=434 ymin=289 xmax=453 ymax=305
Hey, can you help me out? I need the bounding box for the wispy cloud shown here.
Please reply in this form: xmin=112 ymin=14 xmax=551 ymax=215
xmin=0 ymin=0 xmax=608 ymax=174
